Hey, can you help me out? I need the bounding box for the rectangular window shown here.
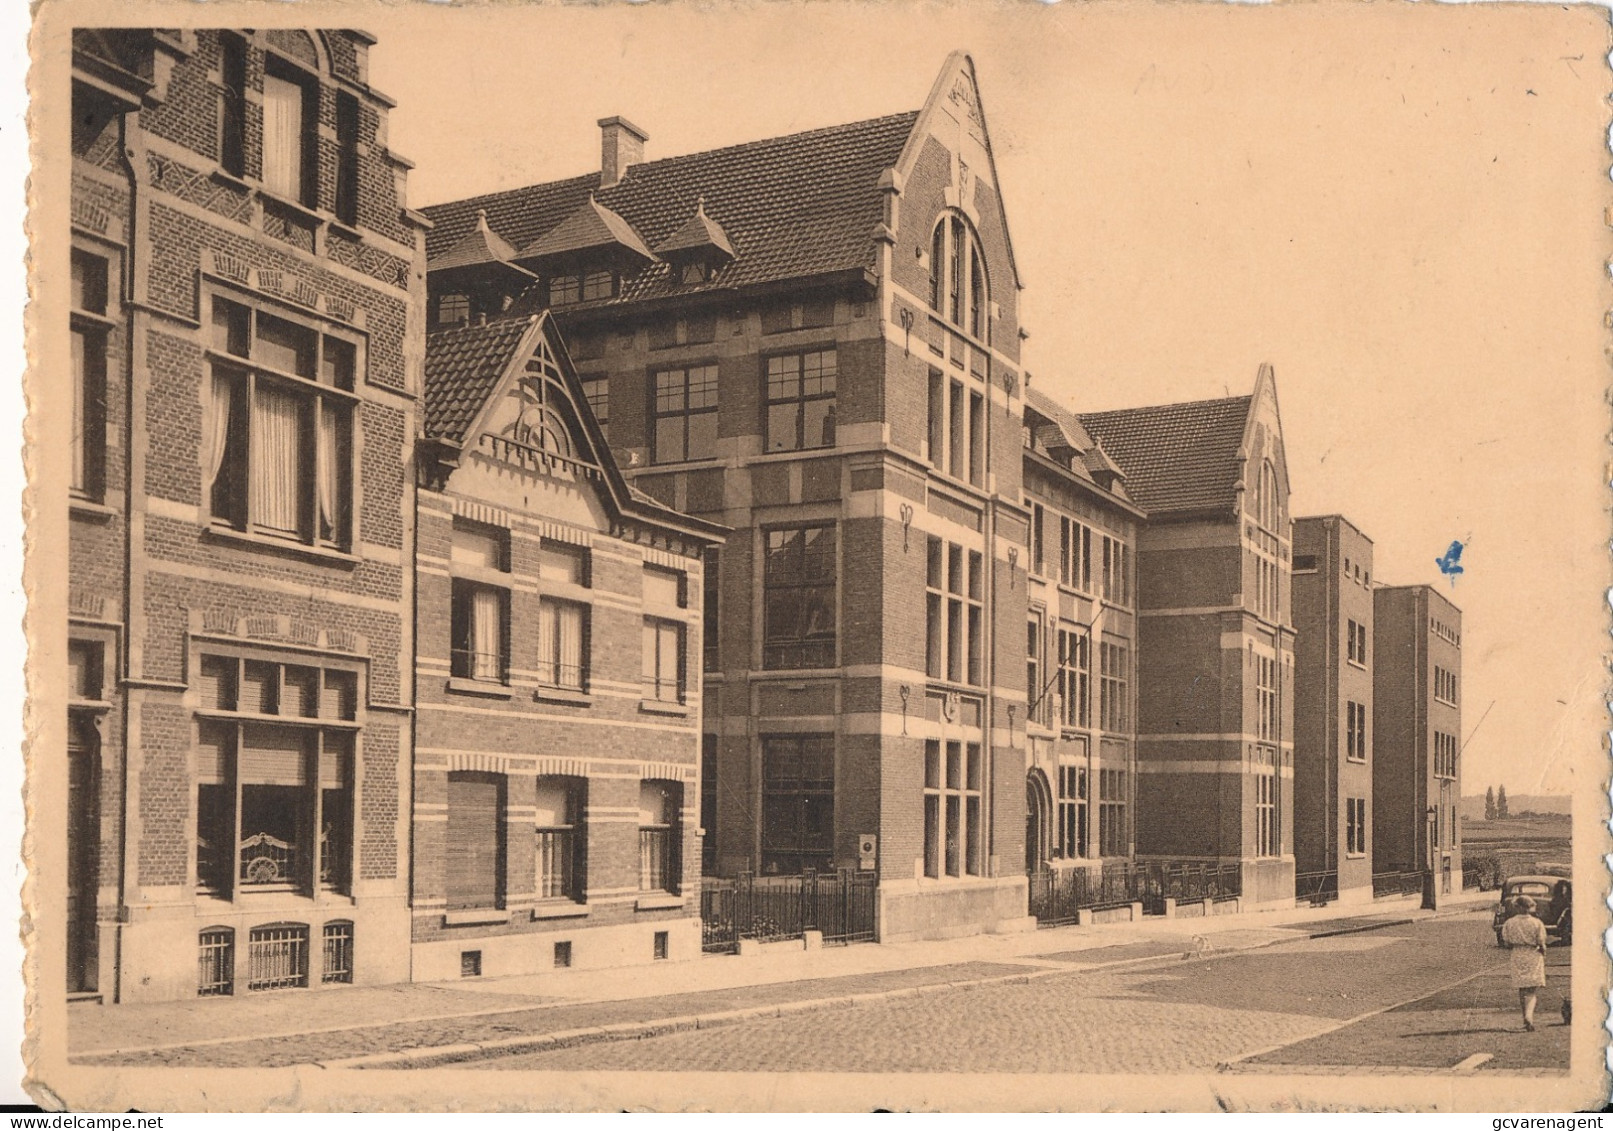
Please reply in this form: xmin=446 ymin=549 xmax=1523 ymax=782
xmin=1057 ymin=628 xmax=1090 ymax=730
xmin=1346 ymin=797 xmax=1366 ymax=856
xmin=1255 ymin=749 xmax=1279 ymax=857
xmin=1099 ymin=641 xmax=1129 ymax=733
xmin=924 ymin=538 xmax=983 ymax=685
xmin=1030 ymin=502 xmax=1045 ymax=576
xmin=638 ymin=780 xmax=682 ymax=893
xmin=435 ymin=293 xmax=470 ymax=327
xmin=642 ymin=618 xmax=685 ymax=704
xmin=1026 ymin=616 xmax=1043 ymax=727
xmin=219 ymin=33 xmax=247 ymax=178
xmin=1056 ymin=761 xmax=1087 ymax=859
xmin=206 ymin=297 xmax=357 ymax=550
xmin=643 ymin=563 xmax=685 ymax=609
xmin=700 ymin=734 xmax=718 ymax=874
xmin=581 ymin=377 xmax=609 ymax=438
xmin=1255 ymin=654 xmax=1278 ymax=742
xmin=334 ymin=91 xmax=360 ymax=227
xmin=760 ymin=734 xmax=835 ymax=874
xmin=927 ymin=369 xmax=946 ymax=469
xmin=702 ymin=548 xmax=719 ymax=672
xmin=1346 ymin=620 xmax=1368 ymax=666
xmin=1058 ymin=516 xmax=1094 ymax=592
xmin=1434 ymin=665 xmax=1458 ymax=705
xmin=653 ymin=363 xmax=719 ymax=463
xmin=193 ymin=656 xmax=357 ymax=900
xmin=534 ymin=777 xmax=586 ymax=902
xmin=765 ymin=349 xmax=837 ymax=453
xmin=1345 ymin=701 xmax=1367 ymax=761
xmin=539 ymin=541 xmax=589 ymax=587
xmin=549 ymin=275 xmax=581 ymax=307
xmin=261 ymin=62 xmax=315 ymax=207
xmin=923 ymin=739 xmax=982 ymax=879
xmin=948 ymin=381 xmax=965 ymax=478
xmin=451 ymin=581 xmax=508 ymax=683
xmin=536 ymin=599 xmax=588 ymax=691
xmin=968 ymin=390 xmax=984 ymax=487
xmin=70 ymin=249 xmax=109 ymax=501
xmin=1098 ymin=767 xmax=1127 ymax=857
xmin=763 ymin=524 xmax=836 ymax=670
xmin=447 ymin=771 xmax=506 ymax=910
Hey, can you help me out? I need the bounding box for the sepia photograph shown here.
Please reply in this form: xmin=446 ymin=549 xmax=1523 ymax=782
xmin=23 ymin=0 xmax=1612 ymax=1112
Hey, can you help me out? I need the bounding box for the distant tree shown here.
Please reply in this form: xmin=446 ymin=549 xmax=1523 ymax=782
xmin=1497 ymin=784 xmax=1510 ymax=820
xmin=1485 ymin=786 xmax=1496 ymax=822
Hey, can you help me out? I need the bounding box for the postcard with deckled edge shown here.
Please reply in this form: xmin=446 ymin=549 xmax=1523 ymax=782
xmin=21 ymin=0 xmax=1613 ymax=1112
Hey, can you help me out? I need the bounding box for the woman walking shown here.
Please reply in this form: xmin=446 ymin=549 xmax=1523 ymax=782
xmin=1500 ymin=895 xmax=1549 ymax=1030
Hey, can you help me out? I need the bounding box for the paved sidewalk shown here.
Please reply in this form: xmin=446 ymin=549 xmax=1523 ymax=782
xmin=69 ymin=889 xmax=1494 ymax=1068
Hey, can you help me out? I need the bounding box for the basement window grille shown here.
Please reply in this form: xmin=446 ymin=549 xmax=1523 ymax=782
xmin=197 ymin=927 xmax=234 ymax=997
xmin=247 ymin=922 xmax=309 ymax=991
xmin=321 ymin=920 xmax=354 ymax=984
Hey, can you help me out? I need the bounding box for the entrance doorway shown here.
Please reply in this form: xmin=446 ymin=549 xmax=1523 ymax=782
xmin=67 ymin=715 xmax=100 ymax=995
xmin=1025 ymin=770 xmax=1053 ymax=876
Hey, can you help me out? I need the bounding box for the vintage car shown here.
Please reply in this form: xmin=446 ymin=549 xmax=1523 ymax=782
xmin=1492 ymin=875 xmax=1571 ymax=946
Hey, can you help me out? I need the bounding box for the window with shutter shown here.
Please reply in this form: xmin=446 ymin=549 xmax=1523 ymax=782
xmin=446 ymin=771 xmax=505 ymax=911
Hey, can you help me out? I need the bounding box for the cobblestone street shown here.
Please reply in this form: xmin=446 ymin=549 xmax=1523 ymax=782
xmin=474 ymin=914 xmax=1568 ymax=1074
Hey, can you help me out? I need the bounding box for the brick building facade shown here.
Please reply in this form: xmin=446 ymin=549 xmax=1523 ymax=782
xmin=1020 ymin=388 xmax=1142 ymax=877
xmin=1291 ymin=515 xmax=1376 ymax=905
xmin=413 ymin=311 xmax=724 ymax=980
xmin=68 ymin=29 xmax=426 ymax=1002
xmin=1372 ymin=584 xmax=1464 ymax=894
xmin=421 ymin=54 xmax=1042 ymax=940
xmin=1081 ymin=366 xmax=1298 ymax=906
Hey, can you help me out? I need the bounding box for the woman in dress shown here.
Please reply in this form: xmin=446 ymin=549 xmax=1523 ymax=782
xmin=1499 ymin=894 xmax=1549 ymax=1030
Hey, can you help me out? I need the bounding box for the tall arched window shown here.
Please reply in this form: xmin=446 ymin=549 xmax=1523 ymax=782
xmin=928 ymin=214 xmax=989 ymax=343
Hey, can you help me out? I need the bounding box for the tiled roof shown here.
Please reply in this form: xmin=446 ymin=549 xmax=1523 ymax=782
xmin=1025 ymin=386 xmax=1094 ymax=456
xmin=517 ymin=196 xmax=656 ymax=264
xmin=656 ymin=198 xmax=736 ymax=260
xmin=1079 ymin=395 xmax=1252 ymax=516
xmin=428 ymin=209 xmax=525 ymax=274
xmin=423 ymin=315 xmax=536 ymax=443
xmin=422 ymin=111 xmax=921 ymax=305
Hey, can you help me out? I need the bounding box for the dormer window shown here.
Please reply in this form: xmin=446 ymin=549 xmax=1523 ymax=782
xmin=436 ymin=294 xmax=469 ymax=327
xmin=928 ymin=213 xmax=989 ymax=342
xmin=681 ymin=262 xmax=713 ymax=286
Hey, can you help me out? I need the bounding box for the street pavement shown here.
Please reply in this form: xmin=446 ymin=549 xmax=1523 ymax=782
xmin=70 ymin=894 xmax=1550 ymax=1075
xmin=470 ymin=915 xmax=1568 ymax=1075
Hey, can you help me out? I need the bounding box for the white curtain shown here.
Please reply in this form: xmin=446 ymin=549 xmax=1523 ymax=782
xmin=70 ymin=330 xmax=86 ymax=492
xmin=204 ymin=369 xmax=233 ymax=506
xmin=557 ymin=603 xmax=583 ymax=689
xmin=262 ymin=74 xmax=303 ymax=200
xmin=471 ymin=587 xmax=502 ymax=681
xmin=537 ymin=600 xmax=555 ymax=684
xmin=316 ymin=402 xmax=341 ymax=542
xmin=251 ymin=383 xmax=303 ymax=534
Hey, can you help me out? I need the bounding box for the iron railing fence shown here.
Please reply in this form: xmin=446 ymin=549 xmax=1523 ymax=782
xmin=701 ymin=869 xmax=876 ymax=954
xmin=1372 ymin=870 xmax=1425 ymax=899
xmin=1029 ymin=860 xmax=1242 ymax=927
xmin=1294 ymin=870 xmax=1339 ymax=906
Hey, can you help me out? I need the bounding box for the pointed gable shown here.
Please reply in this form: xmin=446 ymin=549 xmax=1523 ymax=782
xmin=655 ymin=198 xmax=736 ymax=261
xmin=427 ymin=208 xmax=529 ymax=276
xmin=515 ymin=194 xmax=656 ymax=266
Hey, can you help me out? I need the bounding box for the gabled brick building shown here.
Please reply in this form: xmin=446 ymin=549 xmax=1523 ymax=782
xmin=1020 ymin=388 xmax=1142 ymax=875
xmin=68 ymin=29 xmax=427 ymax=1001
xmin=421 ymin=54 xmax=1042 ymax=940
xmin=1081 ymin=366 xmax=1298 ymax=905
xmin=414 ymin=312 xmax=724 ymax=980
xmin=1291 ymin=514 xmax=1376 ymax=905
xmin=1372 ymin=584 xmax=1463 ymax=895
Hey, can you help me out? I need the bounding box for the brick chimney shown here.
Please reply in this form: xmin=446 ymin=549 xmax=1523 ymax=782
xmin=598 ymin=116 xmax=648 ymax=188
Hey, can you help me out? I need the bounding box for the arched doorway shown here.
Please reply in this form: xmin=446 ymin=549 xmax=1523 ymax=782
xmin=1025 ymin=769 xmax=1053 ymax=876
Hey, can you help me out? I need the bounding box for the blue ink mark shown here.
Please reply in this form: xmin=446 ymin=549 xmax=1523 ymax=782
xmin=1435 ymin=540 xmax=1464 ymax=585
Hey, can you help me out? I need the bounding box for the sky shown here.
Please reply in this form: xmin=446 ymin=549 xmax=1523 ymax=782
xmin=368 ymin=3 xmax=1609 ymax=798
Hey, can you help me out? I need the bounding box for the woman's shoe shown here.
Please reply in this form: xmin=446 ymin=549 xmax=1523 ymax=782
xmin=1524 ymin=1021 xmax=1537 ymax=1032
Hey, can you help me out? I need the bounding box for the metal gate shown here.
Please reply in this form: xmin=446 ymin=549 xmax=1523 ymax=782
xmin=701 ymin=869 xmax=876 ymax=954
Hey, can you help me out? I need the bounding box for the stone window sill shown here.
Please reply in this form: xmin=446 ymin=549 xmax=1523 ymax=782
xmin=531 ymin=901 xmax=590 ymax=921
xmin=448 ymin=677 xmax=513 ymax=699
xmin=634 ymin=893 xmax=685 ymax=911
xmin=202 ymin=524 xmax=360 ymax=568
xmin=535 ymin=686 xmax=592 ymax=707
xmin=70 ymin=498 xmax=117 ymax=523
xmin=639 ymin=698 xmax=689 ymax=717
xmin=443 ymin=908 xmax=508 ymax=927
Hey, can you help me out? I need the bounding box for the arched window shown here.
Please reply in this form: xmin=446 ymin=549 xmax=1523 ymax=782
xmin=927 ymin=214 xmax=989 ymax=343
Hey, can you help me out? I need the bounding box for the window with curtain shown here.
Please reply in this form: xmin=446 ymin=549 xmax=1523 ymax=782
xmin=193 ymin=654 xmax=358 ymax=900
xmin=534 ymin=777 xmax=585 ymax=902
xmin=205 ymin=296 xmax=356 ymax=550
xmin=638 ymin=780 xmax=681 ymax=893
xmin=261 ymin=65 xmax=313 ymax=206
xmin=642 ymin=618 xmax=685 ymax=704
xmin=537 ymin=599 xmax=588 ymax=691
